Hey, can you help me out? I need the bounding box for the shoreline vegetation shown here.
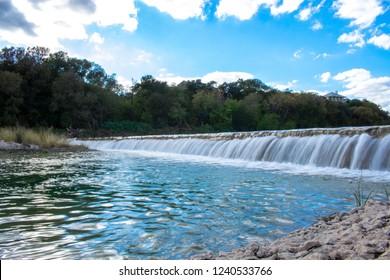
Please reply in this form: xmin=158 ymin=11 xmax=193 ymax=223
xmin=191 ymin=201 xmax=390 ymax=260
xmin=0 ymin=127 xmax=88 ymax=153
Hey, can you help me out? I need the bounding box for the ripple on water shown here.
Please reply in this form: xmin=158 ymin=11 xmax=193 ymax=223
xmin=0 ymin=151 xmax=388 ymax=259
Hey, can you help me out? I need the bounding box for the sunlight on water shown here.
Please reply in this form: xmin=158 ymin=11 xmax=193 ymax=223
xmin=0 ymin=151 xmax=388 ymax=259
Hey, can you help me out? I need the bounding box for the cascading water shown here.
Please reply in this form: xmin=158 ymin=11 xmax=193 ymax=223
xmin=73 ymin=126 xmax=390 ymax=172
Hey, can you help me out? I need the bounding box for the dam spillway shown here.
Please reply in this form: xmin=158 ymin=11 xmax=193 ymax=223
xmin=73 ymin=126 xmax=390 ymax=171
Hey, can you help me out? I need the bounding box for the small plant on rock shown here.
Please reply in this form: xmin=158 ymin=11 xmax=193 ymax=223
xmin=384 ymin=187 xmax=389 ymax=207
xmin=353 ymin=174 xmax=372 ymax=207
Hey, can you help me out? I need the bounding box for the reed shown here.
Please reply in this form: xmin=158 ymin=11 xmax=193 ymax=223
xmin=0 ymin=127 xmax=70 ymax=149
xmin=353 ymin=173 xmax=373 ymax=207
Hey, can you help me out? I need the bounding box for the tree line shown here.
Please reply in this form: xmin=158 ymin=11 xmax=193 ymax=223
xmin=1 ymin=46 xmax=389 ymax=136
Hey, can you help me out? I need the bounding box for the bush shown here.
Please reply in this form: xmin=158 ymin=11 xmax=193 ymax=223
xmin=0 ymin=127 xmax=70 ymax=148
xmin=101 ymin=121 xmax=152 ymax=134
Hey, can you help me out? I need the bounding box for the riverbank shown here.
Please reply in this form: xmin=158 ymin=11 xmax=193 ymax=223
xmin=0 ymin=139 xmax=89 ymax=154
xmin=0 ymin=127 xmax=89 ymax=153
xmin=191 ymin=201 xmax=390 ymax=260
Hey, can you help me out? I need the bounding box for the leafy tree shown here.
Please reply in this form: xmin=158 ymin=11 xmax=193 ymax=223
xmin=325 ymin=100 xmax=352 ymax=127
xmin=293 ymin=92 xmax=326 ymax=128
xmin=192 ymin=89 xmax=223 ymax=126
xmin=210 ymin=98 xmax=240 ymax=131
xmin=268 ymin=92 xmax=296 ymax=125
xmin=50 ymin=71 xmax=85 ymax=128
xmin=257 ymin=113 xmax=281 ymax=130
xmin=0 ymin=71 xmax=23 ymax=125
xmin=131 ymin=75 xmax=172 ymax=128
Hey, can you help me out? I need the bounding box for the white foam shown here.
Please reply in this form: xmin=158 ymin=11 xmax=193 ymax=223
xmin=72 ymin=133 xmax=390 ymax=183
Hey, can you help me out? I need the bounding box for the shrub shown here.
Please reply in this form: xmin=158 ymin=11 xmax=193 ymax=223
xmin=101 ymin=121 xmax=152 ymax=134
xmin=0 ymin=127 xmax=70 ymax=148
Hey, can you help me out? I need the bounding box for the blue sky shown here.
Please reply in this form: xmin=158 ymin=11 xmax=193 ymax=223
xmin=1 ymin=0 xmax=390 ymax=111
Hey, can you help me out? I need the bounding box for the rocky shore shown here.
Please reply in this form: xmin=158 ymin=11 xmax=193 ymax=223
xmin=0 ymin=140 xmax=88 ymax=153
xmin=0 ymin=140 xmax=39 ymax=150
xmin=191 ymin=201 xmax=390 ymax=260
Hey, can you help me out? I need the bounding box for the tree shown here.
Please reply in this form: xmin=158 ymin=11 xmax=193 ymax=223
xmin=210 ymin=98 xmax=240 ymax=131
xmin=131 ymin=75 xmax=172 ymax=128
xmin=268 ymin=92 xmax=296 ymax=125
xmin=0 ymin=71 xmax=23 ymax=125
xmin=50 ymin=71 xmax=83 ymax=128
xmin=192 ymin=90 xmax=223 ymax=126
xmin=325 ymin=100 xmax=352 ymax=127
xmin=293 ymin=92 xmax=326 ymax=128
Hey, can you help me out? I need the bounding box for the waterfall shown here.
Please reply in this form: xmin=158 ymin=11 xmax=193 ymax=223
xmin=73 ymin=126 xmax=390 ymax=172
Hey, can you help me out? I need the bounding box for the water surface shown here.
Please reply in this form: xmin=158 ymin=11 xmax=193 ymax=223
xmin=0 ymin=151 xmax=387 ymax=259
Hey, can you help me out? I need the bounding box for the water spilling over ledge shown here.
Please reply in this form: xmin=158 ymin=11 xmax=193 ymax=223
xmin=73 ymin=126 xmax=390 ymax=171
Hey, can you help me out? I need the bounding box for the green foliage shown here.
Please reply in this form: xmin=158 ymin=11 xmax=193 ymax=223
xmin=1 ymin=46 xmax=389 ymax=135
xmin=101 ymin=121 xmax=152 ymax=134
xmin=257 ymin=114 xmax=281 ymax=130
xmin=195 ymin=124 xmax=214 ymax=133
xmin=384 ymin=187 xmax=389 ymax=205
xmin=0 ymin=71 xmax=23 ymax=126
xmin=210 ymin=98 xmax=239 ymax=131
xmin=192 ymin=90 xmax=223 ymax=126
xmin=353 ymin=175 xmax=373 ymax=207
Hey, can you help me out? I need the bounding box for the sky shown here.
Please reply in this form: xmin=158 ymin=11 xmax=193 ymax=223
xmin=1 ymin=0 xmax=390 ymax=111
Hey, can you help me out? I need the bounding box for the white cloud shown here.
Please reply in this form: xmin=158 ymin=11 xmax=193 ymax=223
xmin=293 ymin=49 xmax=302 ymax=58
xmin=215 ymin=0 xmax=276 ymax=20
xmin=129 ymin=50 xmax=153 ymax=65
xmin=368 ymin=34 xmax=390 ymax=50
xmin=117 ymin=75 xmax=134 ymax=90
xmin=202 ymin=71 xmax=254 ymax=84
xmin=319 ymin=72 xmax=331 ymax=83
xmin=140 ymin=0 xmax=207 ymax=20
xmin=88 ymin=32 xmax=104 ymax=45
xmin=215 ymin=0 xmax=316 ymax=20
xmin=94 ymin=0 xmax=138 ymax=32
xmin=338 ymin=30 xmax=365 ymax=48
xmin=157 ymin=71 xmax=254 ymax=85
xmin=333 ymin=68 xmax=390 ymax=112
xmin=333 ymin=0 xmax=384 ymax=29
xmin=307 ymin=89 xmax=328 ymax=96
xmin=313 ymin=52 xmax=330 ymax=60
xmin=297 ymin=0 xmax=324 ymax=21
xmin=0 ymin=0 xmax=138 ymax=49
xmin=274 ymin=79 xmax=298 ymax=90
xmin=311 ymin=20 xmax=323 ymax=31
xmin=298 ymin=7 xmax=311 ymax=21
xmin=270 ymin=0 xmax=304 ymax=16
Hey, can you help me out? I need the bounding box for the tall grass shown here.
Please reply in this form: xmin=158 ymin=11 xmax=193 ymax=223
xmin=353 ymin=173 xmax=373 ymax=207
xmin=0 ymin=127 xmax=70 ymax=149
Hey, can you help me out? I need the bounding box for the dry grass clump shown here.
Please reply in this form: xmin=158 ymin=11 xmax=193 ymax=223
xmin=0 ymin=127 xmax=70 ymax=149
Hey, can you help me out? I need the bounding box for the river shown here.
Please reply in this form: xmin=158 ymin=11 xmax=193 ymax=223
xmin=1 ymin=128 xmax=389 ymax=259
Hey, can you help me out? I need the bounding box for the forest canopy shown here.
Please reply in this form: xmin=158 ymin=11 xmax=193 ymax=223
xmin=1 ymin=46 xmax=389 ymax=136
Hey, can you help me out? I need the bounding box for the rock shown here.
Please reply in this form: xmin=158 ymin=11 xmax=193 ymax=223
xmin=276 ymin=252 xmax=296 ymax=260
xmin=189 ymin=253 xmax=215 ymax=260
xmin=0 ymin=140 xmax=25 ymax=150
xmin=300 ymin=240 xmax=321 ymax=251
xmin=255 ymin=246 xmax=272 ymax=259
xmin=191 ymin=201 xmax=390 ymax=260
xmin=329 ymin=249 xmax=355 ymax=260
xmin=302 ymin=252 xmax=330 ymax=260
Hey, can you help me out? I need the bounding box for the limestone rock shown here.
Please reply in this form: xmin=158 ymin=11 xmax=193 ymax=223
xmin=190 ymin=201 xmax=390 ymax=260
